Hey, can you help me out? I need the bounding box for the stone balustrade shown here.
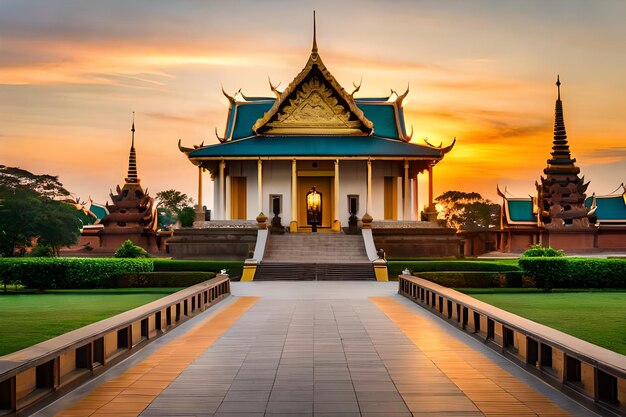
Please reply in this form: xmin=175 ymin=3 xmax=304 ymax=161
xmin=398 ymin=275 xmax=626 ymax=416
xmin=0 ymin=275 xmax=231 ymax=416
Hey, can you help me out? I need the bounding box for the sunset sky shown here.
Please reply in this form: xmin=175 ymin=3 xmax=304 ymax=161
xmin=2 ymin=0 xmax=625 ymax=209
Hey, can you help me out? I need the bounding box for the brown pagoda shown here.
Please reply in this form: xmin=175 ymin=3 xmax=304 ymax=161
xmin=99 ymin=117 xmax=157 ymax=249
xmin=536 ymin=77 xmax=593 ymax=229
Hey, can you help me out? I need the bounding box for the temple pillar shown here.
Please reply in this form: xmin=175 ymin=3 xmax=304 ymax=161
xmin=195 ymin=166 xmax=204 ymax=221
xmin=218 ymin=160 xmax=225 ymax=220
xmin=428 ymin=163 xmax=434 ymax=208
xmin=257 ymin=159 xmax=263 ymax=214
xmin=366 ymin=159 xmax=372 ymax=214
xmin=413 ymin=174 xmax=419 ymax=220
xmin=333 ymin=159 xmax=340 ymax=231
xmin=290 ymin=159 xmax=298 ymax=232
xmin=225 ymin=174 xmax=231 ymax=221
xmin=403 ymin=160 xmax=410 ymax=220
xmin=424 ymin=163 xmax=438 ymax=222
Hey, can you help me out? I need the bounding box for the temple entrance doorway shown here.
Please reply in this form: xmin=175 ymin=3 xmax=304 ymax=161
xmin=297 ymin=176 xmax=333 ymax=230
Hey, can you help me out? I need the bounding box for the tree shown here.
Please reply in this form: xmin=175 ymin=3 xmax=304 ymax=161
xmin=34 ymin=198 xmax=83 ymax=255
xmin=177 ymin=207 xmax=196 ymax=227
xmin=155 ymin=189 xmax=194 ymax=228
xmin=0 ymin=165 xmax=71 ymax=199
xmin=435 ymin=190 xmax=501 ymax=231
xmin=0 ymin=186 xmax=82 ymax=257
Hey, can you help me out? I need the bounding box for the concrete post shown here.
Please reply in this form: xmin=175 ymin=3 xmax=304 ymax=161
xmin=195 ymin=166 xmax=204 ymax=221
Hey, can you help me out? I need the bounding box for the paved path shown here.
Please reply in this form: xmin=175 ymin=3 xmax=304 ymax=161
xmin=38 ymin=282 xmax=596 ymax=417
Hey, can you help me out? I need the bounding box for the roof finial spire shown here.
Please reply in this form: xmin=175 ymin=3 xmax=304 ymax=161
xmin=131 ymin=111 xmax=136 ymax=148
xmin=556 ymin=75 xmax=561 ymax=100
xmin=126 ymin=112 xmax=139 ymax=184
xmin=312 ymin=10 xmax=318 ymax=53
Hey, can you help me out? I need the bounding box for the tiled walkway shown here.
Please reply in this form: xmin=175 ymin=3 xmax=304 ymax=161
xmin=40 ymin=282 xmax=596 ymax=417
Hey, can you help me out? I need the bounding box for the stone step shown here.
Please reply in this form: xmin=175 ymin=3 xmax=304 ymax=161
xmin=254 ymin=262 xmax=375 ymax=281
xmin=263 ymin=233 xmax=370 ymax=263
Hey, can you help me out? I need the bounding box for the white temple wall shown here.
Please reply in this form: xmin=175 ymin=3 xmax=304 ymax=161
xmin=338 ymin=160 xmax=367 ymax=225
xmin=261 ymin=161 xmax=292 ymax=224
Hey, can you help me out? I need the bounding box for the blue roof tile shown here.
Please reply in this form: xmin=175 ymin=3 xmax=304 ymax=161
xmin=188 ymin=135 xmax=441 ymax=158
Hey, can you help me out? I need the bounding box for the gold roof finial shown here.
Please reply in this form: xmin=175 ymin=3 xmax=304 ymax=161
xmin=556 ymin=74 xmax=561 ymax=100
xmin=312 ymin=10 xmax=318 ymax=53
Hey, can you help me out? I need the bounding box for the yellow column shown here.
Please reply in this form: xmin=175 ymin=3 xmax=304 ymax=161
xmin=333 ymin=159 xmax=340 ymax=232
xmin=413 ymin=174 xmax=419 ymax=220
xmin=195 ymin=166 xmax=204 ymax=221
xmin=290 ymin=159 xmax=298 ymax=232
xmin=428 ymin=163 xmax=434 ymax=208
xmin=225 ymin=175 xmax=231 ymax=221
xmin=218 ymin=160 xmax=225 ymax=220
xmin=366 ymin=159 xmax=372 ymax=214
xmin=257 ymin=159 xmax=263 ymax=214
xmin=403 ymin=160 xmax=410 ymax=220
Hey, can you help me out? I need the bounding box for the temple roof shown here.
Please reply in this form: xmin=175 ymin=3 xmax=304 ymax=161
xmin=222 ymin=97 xmax=408 ymax=141
xmin=188 ymin=135 xmax=446 ymax=159
xmin=181 ymin=14 xmax=454 ymax=161
xmin=586 ymin=192 xmax=626 ymax=223
xmin=505 ymin=199 xmax=536 ymax=224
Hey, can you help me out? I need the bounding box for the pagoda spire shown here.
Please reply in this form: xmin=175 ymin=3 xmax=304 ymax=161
xmin=126 ymin=112 xmax=139 ymax=184
xmin=311 ymin=11 xmax=318 ymax=59
xmin=546 ymin=75 xmax=576 ymax=168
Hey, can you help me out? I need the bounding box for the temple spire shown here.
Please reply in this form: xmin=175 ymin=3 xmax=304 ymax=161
xmin=547 ymin=76 xmax=576 ymax=167
xmin=126 ymin=112 xmax=139 ymax=184
xmin=312 ymin=11 xmax=318 ymax=54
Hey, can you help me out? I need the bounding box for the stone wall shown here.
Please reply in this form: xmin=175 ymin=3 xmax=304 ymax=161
xmin=372 ymin=222 xmax=461 ymax=257
xmin=167 ymin=227 xmax=257 ymax=260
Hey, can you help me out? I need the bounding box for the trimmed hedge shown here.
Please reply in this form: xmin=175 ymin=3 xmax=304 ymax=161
xmin=153 ymin=260 xmax=244 ymax=277
xmin=117 ymin=272 xmax=216 ymax=288
xmin=388 ymin=261 xmax=520 ymax=278
xmin=0 ymin=258 xmax=154 ymax=290
xmin=519 ymin=258 xmax=626 ymax=290
xmin=413 ymin=271 xmax=523 ymax=288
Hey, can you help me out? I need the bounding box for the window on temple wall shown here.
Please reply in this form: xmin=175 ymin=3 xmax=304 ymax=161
xmin=230 ymin=177 xmax=247 ymax=220
xmin=384 ymin=177 xmax=398 ymax=220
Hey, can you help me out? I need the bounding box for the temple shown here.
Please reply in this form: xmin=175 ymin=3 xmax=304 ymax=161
xmin=79 ymin=117 xmax=160 ymax=252
xmin=497 ymin=78 xmax=626 ymax=252
xmin=171 ymin=14 xmax=460 ymax=277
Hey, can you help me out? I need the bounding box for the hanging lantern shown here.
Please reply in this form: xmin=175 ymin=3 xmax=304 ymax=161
xmin=307 ymin=187 xmax=321 ymax=212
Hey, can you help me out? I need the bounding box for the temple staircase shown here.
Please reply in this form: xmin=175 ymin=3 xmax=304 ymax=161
xmin=254 ymin=234 xmax=376 ymax=281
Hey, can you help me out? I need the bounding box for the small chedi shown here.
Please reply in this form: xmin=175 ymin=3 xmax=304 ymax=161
xmin=493 ymin=77 xmax=626 ymax=254
xmin=536 ymin=76 xmax=593 ymax=228
xmin=80 ymin=119 xmax=158 ymax=251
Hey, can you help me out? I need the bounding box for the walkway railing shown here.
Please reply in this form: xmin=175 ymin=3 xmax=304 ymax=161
xmin=398 ymin=275 xmax=626 ymax=416
xmin=0 ymin=275 xmax=231 ymax=417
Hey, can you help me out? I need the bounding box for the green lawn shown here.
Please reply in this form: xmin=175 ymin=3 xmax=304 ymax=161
xmin=459 ymin=289 xmax=626 ymax=355
xmin=0 ymin=288 xmax=181 ymax=356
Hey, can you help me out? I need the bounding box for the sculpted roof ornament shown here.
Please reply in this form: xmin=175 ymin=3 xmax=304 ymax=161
xmin=253 ymin=12 xmax=373 ymax=135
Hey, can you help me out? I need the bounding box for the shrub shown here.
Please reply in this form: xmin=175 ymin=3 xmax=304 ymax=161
xmin=178 ymin=207 xmax=196 ymax=227
xmin=153 ymin=259 xmax=243 ymax=278
xmin=117 ymin=271 xmax=216 ymax=287
xmin=519 ymin=258 xmax=626 ymax=291
xmin=388 ymin=261 xmax=520 ymax=278
xmin=27 ymin=244 xmax=55 ymax=257
xmin=412 ymin=271 xmax=524 ymax=288
xmin=522 ymin=244 xmax=564 ymax=258
xmin=0 ymin=258 xmax=154 ymax=290
xmin=114 ymin=240 xmax=148 ymax=258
